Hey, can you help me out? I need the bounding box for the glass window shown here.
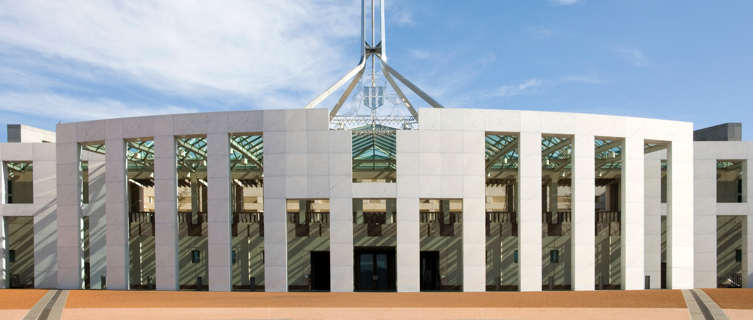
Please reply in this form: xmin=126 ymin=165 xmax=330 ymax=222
xmin=191 ymin=250 xmax=201 ymax=264
xmin=550 ymin=249 xmax=560 ymax=263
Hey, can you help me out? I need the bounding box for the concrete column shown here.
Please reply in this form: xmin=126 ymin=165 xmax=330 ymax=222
xmin=506 ymin=183 xmax=514 ymax=212
xmin=621 ymin=137 xmax=645 ymax=290
xmin=330 ymin=196 xmax=353 ymax=292
xmin=154 ymin=135 xmax=178 ymax=290
xmin=462 ymin=129 xmax=486 ymax=292
xmin=263 ymin=197 xmax=286 ymax=291
xmin=668 ymin=138 xmax=695 ymax=289
xmin=298 ymin=200 xmax=306 ymax=224
xmin=746 ymin=159 xmax=753 ymax=288
xmin=88 ymin=159 xmax=107 ymax=289
xmin=518 ymin=131 xmax=542 ymax=291
xmin=463 ymin=196 xmax=486 ymax=292
xmin=549 ymin=180 xmax=558 ymax=215
xmin=56 ymin=142 xmax=82 ymax=289
xmin=396 ymin=131 xmax=420 ymax=292
xmin=105 ymin=138 xmax=128 ymax=289
xmin=208 ymin=133 xmax=232 ymax=291
xmin=0 ymin=216 xmax=5 ymax=289
xmin=693 ymin=148 xmax=716 ymax=288
xmin=644 ymin=152 xmax=662 ymax=288
xmin=744 ymin=215 xmax=753 ymax=288
xmin=387 ymin=199 xmax=396 ymax=223
xmin=572 ymin=134 xmax=595 ymax=290
xmin=743 ymin=160 xmax=750 ymax=204
xmin=396 ymin=197 xmax=419 ymax=291
xmin=261 ymin=129 xmax=287 ymax=292
xmin=0 ymin=162 xmax=7 ymax=204
xmin=33 ymin=154 xmax=58 ymax=288
xmin=329 ymin=129 xmax=353 ymax=292
xmin=354 ymin=200 xmax=363 ymax=224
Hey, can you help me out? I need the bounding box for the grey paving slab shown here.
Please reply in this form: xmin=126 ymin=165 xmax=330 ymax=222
xmin=22 ymin=290 xmax=55 ymax=320
xmin=24 ymin=290 xmax=68 ymax=320
xmin=693 ymin=289 xmax=729 ymax=320
xmin=682 ymin=289 xmax=710 ymax=320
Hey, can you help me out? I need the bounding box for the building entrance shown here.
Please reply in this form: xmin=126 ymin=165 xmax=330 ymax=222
xmin=420 ymin=251 xmax=440 ymax=291
xmin=354 ymin=247 xmax=396 ymax=291
xmin=310 ymin=251 xmax=330 ymax=291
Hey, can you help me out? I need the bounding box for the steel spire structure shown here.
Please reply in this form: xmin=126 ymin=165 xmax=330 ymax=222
xmin=303 ymin=0 xmax=443 ymax=125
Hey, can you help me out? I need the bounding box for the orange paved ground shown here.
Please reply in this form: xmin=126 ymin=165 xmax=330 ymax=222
xmin=0 ymin=289 xmax=47 ymax=309
xmin=65 ymin=290 xmax=687 ymax=309
xmin=703 ymin=288 xmax=753 ymax=309
xmin=61 ymin=307 xmax=693 ymax=320
xmin=6 ymin=289 xmax=753 ymax=320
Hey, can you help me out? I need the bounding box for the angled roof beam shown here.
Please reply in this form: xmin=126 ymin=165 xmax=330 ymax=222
xmin=177 ymin=139 xmax=207 ymax=159
xmin=229 ymin=139 xmax=264 ymax=170
xmin=378 ymin=55 xmax=444 ymax=109
xmin=644 ymin=144 xmax=668 ymax=154
xmin=595 ymin=153 xmax=623 ymax=169
xmin=330 ymin=67 xmax=366 ymax=120
xmin=305 ymin=56 xmax=367 ymax=109
xmin=542 ymin=138 xmax=571 ymax=157
xmin=382 ymin=64 xmax=419 ymax=119
xmin=595 ymin=140 xmax=622 ymax=154
xmin=485 ymin=141 xmax=518 ymax=171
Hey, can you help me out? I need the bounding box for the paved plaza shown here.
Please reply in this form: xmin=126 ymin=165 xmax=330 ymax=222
xmin=2 ymin=289 xmax=752 ymax=320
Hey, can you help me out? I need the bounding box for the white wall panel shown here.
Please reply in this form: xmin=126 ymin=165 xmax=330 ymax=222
xmin=622 ymin=136 xmax=645 ymax=290
xmin=572 ymin=134 xmax=595 ymax=290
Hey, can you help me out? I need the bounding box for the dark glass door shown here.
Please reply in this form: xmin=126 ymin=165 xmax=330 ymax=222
xmin=420 ymin=251 xmax=440 ymax=291
xmin=354 ymin=247 xmax=395 ymax=291
xmin=310 ymin=251 xmax=330 ymax=291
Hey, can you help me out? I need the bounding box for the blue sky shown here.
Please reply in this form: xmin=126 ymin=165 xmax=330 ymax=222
xmin=1 ymin=0 xmax=752 ymax=141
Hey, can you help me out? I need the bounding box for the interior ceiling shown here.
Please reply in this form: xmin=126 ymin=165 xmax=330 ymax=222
xmin=77 ymin=132 xmax=675 ymax=181
xmin=352 ymin=124 xmax=396 ymax=173
xmin=81 ymin=135 xmax=264 ymax=174
xmin=485 ymin=135 xmax=670 ymax=180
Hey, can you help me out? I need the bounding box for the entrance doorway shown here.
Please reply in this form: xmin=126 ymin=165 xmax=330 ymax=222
xmin=354 ymin=247 xmax=396 ymax=291
xmin=310 ymin=251 xmax=330 ymax=291
xmin=420 ymin=251 xmax=440 ymax=291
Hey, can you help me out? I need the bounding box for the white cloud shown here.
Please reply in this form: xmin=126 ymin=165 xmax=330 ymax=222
xmin=551 ymin=0 xmax=581 ymax=6
xmin=616 ymin=47 xmax=648 ymax=67
xmin=0 ymin=92 xmax=197 ymax=121
xmin=0 ymin=1 xmax=362 ymax=110
xmin=493 ymin=79 xmax=543 ymax=97
xmin=560 ymin=74 xmax=605 ymax=84
xmin=488 ymin=74 xmax=603 ymax=99
xmin=392 ymin=9 xmax=415 ymax=26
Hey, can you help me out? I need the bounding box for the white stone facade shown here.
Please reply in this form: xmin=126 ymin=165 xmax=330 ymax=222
xmin=0 ymin=142 xmax=57 ymax=288
xmin=4 ymin=107 xmax=751 ymax=291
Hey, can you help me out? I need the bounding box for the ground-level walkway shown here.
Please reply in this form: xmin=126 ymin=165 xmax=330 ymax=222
xmin=1 ymin=289 xmax=751 ymax=320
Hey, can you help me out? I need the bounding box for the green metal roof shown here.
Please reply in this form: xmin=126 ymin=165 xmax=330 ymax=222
xmin=352 ymin=124 xmax=396 ymax=172
xmin=230 ymin=135 xmax=263 ymax=171
xmin=485 ymin=134 xmax=519 ymax=170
